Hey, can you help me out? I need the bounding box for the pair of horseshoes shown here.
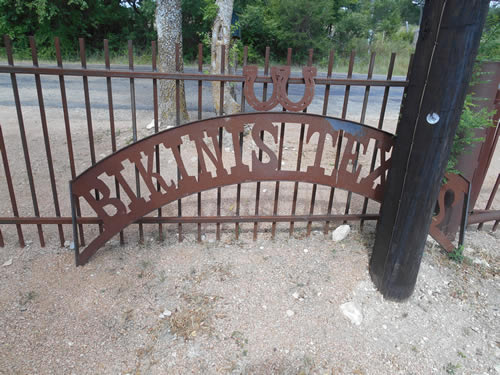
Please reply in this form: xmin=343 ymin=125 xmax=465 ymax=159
xmin=243 ymin=65 xmax=317 ymax=112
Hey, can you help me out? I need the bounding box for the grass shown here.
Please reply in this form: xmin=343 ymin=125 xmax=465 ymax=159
xmin=0 ymin=48 xmax=412 ymax=76
xmin=448 ymin=245 xmax=465 ymax=263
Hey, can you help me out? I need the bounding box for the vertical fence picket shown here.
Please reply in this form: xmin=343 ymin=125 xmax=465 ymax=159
xmin=235 ymin=46 xmax=248 ymax=240
xmin=79 ymin=38 xmax=103 ymax=234
xmin=152 ymin=41 xmax=163 ymax=241
xmin=291 ymin=49 xmax=314 ymax=236
xmin=197 ymin=43 xmax=203 ymax=242
xmin=360 ymin=53 xmax=396 ymax=230
xmin=216 ymin=44 xmax=226 ymax=241
xmin=271 ymin=48 xmax=292 ymax=239
xmin=175 ymin=43 xmax=183 ymax=242
xmin=396 ymin=53 xmax=414 ymax=135
xmin=55 ymin=38 xmax=85 ymax=246
xmin=29 ymin=37 xmax=65 ymax=246
xmin=305 ymin=49 xmax=319 ymax=237
xmin=253 ymin=46 xmax=270 ymax=241
xmin=128 ymin=40 xmax=144 ymax=244
xmin=0 ymin=125 xmax=24 ymax=247
xmin=344 ymin=52 xmax=376 ymax=217
xmin=322 ymin=50 xmax=335 ymax=235
xmin=4 ymin=36 xmax=45 ymax=247
xmin=324 ymin=50 xmax=356 ymax=233
xmin=478 ymin=174 xmax=500 ymax=230
xmin=104 ymin=39 xmax=125 ymax=245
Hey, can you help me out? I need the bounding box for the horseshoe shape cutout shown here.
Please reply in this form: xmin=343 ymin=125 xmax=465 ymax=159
xmin=243 ymin=65 xmax=280 ymax=111
xmin=277 ymin=66 xmax=317 ymax=112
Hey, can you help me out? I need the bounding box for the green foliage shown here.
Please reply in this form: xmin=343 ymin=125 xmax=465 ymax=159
xmin=181 ymin=0 xmax=217 ymax=61
xmin=446 ymin=94 xmax=495 ymax=175
xmin=448 ymin=246 xmax=464 ymax=264
xmin=446 ymin=6 xmax=499 ymax=175
xmin=0 ymin=0 xmax=156 ymax=60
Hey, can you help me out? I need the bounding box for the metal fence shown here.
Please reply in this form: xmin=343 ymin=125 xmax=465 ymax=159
xmin=0 ymin=35 xmax=411 ymax=249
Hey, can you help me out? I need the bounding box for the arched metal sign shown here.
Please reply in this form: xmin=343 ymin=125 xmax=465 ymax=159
xmin=71 ymin=112 xmax=395 ymax=265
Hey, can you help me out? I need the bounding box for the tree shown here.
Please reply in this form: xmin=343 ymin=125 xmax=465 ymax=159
xmin=156 ymin=0 xmax=189 ymax=127
xmin=210 ymin=0 xmax=240 ymax=114
xmin=0 ymin=0 xmax=156 ymax=58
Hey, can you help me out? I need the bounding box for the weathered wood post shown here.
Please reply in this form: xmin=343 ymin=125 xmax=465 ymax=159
xmin=370 ymin=0 xmax=490 ymax=301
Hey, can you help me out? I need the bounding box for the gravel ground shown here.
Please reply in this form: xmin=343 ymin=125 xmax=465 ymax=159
xmin=0 ymin=222 xmax=498 ymax=375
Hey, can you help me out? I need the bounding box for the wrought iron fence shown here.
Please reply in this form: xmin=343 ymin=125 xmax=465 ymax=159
xmin=0 ymin=35 xmax=412 ymax=250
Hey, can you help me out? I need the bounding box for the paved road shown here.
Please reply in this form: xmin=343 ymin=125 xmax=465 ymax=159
xmin=0 ymin=64 xmax=405 ymax=119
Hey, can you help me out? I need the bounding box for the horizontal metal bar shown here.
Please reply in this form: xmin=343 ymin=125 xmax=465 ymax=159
xmin=467 ymin=210 xmax=500 ymax=225
xmin=0 ymin=213 xmax=379 ymax=225
xmin=0 ymin=65 xmax=408 ymax=87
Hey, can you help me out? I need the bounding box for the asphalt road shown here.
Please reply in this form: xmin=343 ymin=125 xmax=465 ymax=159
xmin=0 ymin=64 xmax=405 ymax=119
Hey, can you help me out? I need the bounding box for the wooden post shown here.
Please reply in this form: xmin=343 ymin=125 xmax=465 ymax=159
xmin=370 ymin=0 xmax=490 ymax=301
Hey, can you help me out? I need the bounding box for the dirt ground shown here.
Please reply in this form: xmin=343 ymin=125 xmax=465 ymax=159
xmin=0 ymin=223 xmax=499 ymax=374
xmin=0 ymin=74 xmax=499 ymax=374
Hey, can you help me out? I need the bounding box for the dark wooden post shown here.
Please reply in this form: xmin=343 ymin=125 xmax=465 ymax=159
xmin=370 ymin=0 xmax=490 ymax=301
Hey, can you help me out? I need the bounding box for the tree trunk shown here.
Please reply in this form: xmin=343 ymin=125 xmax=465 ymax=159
xmin=156 ymin=0 xmax=189 ymax=127
xmin=211 ymin=0 xmax=240 ymax=115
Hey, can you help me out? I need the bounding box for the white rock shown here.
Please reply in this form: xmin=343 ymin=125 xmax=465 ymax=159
xmin=64 ymin=240 xmax=71 ymax=248
xmin=286 ymin=310 xmax=295 ymax=317
xmin=292 ymin=292 xmax=300 ymax=299
xmin=146 ymin=119 xmax=155 ymax=130
xmin=340 ymin=302 xmax=363 ymax=325
xmin=159 ymin=309 xmax=172 ymax=319
xmin=473 ymin=258 xmax=490 ymax=268
xmin=303 ymin=248 xmax=308 ymax=253
xmin=2 ymin=258 xmax=13 ymax=267
xmin=332 ymin=225 xmax=351 ymax=242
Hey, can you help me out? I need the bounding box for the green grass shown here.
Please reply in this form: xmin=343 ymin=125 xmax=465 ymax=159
xmin=0 ymin=47 xmax=412 ymax=76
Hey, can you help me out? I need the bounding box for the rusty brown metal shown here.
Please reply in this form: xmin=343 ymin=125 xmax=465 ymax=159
xmin=104 ymin=39 xmax=125 ymax=246
xmin=197 ymin=43 xmax=203 ymax=242
xmin=4 ymin=35 xmax=45 ymax=247
xmin=0 ymin=125 xmax=25 ymax=247
xmin=345 ymin=52 xmax=377 ymax=218
xmin=0 ymin=63 xmax=407 ymax=87
xmin=361 ymin=53 xmax=396 ymax=230
xmin=235 ymin=46 xmax=248 ymax=240
xmin=30 ymin=37 xmax=65 ymax=246
xmin=271 ymin=49 xmax=294 ymax=238
xmin=468 ymin=210 xmax=500 ymax=225
xmin=243 ymin=65 xmax=317 ymax=112
xmin=253 ymin=47 xmax=270 ymax=241
xmin=1 ymin=214 xmax=379 ymax=226
xmin=70 ymin=112 xmax=395 ymax=265
xmin=57 ymin=37 xmax=85 ymax=246
xmin=477 ymin=173 xmax=500 ymax=230
xmin=438 ymin=63 xmax=500 ymax=239
xmin=1 ymin=36 xmax=414 ymax=254
xmin=429 ymin=173 xmax=470 ymax=252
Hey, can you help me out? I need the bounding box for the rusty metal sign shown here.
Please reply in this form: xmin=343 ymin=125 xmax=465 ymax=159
xmin=243 ymin=66 xmax=317 ymax=111
xmin=429 ymin=173 xmax=470 ymax=252
xmin=70 ymin=112 xmax=395 ymax=265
